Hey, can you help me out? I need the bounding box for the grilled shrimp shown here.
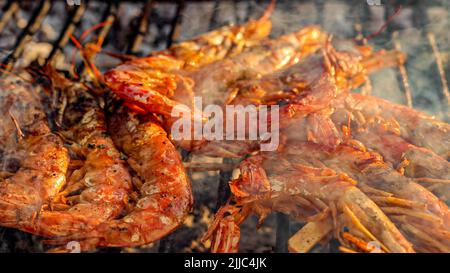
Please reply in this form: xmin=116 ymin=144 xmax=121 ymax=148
xmin=108 ymin=26 xmax=327 ymax=118
xmin=204 ymin=153 xmax=414 ymax=253
xmin=228 ymin=42 xmax=404 ymax=107
xmin=357 ymin=129 xmax=450 ymax=201
xmin=22 ymin=69 xmax=133 ymax=237
xmin=193 ymin=44 xmax=404 ymax=157
xmin=47 ymin=108 xmax=192 ymax=250
xmin=179 ymin=26 xmax=327 ymax=107
xmin=155 ymin=0 xmax=275 ymax=70
xmin=0 ymin=80 xmax=28 ymax=174
xmin=341 ymin=93 xmax=450 ymax=159
xmin=226 ymin=45 xmax=341 ymax=107
xmin=104 ymin=0 xmax=277 ymax=116
xmin=0 ymin=77 xmax=69 ymax=229
xmin=283 ymin=142 xmax=450 ymax=252
xmin=330 ymin=107 xmax=450 ymax=200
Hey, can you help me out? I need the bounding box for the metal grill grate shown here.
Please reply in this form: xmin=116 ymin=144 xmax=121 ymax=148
xmin=0 ymin=0 xmax=449 ymax=253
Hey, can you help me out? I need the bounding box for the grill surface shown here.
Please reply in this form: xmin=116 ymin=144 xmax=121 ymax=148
xmin=0 ymin=0 xmax=449 ymax=253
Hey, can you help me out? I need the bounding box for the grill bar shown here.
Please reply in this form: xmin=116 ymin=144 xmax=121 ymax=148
xmin=315 ymin=0 xmax=325 ymax=25
xmin=208 ymin=0 xmax=221 ymax=29
xmin=275 ymin=213 xmax=289 ymax=253
xmin=126 ymin=0 xmax=155 ymax=55
xmin=45 ymin=4 xmax=86 ymax=65
xmin=0 ymin=0 xmax=19 ymax=33
xmin=211 ymin=0 xmax=232 ymax=214
xmin=166 ymin=0 xmax=185 ymax=48
xmin=1 ymin=0 xmax=51 ymax=71
xmin=96 ymin=2 xmax=118 ymax=45
xmin=412 ymin=0 xmax=428 ymax=28
xmin=352 ymin=0 xmax=373 ymax=96
xmin=382 ymin=4 xmax=417 ymax=109
xmin=216 ymin=158 xmax=233 ymax=211
xmin=75 ymin=1 xmax=118 ymax=76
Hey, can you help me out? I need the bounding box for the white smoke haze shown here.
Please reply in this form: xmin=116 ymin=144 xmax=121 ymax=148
xmin=1 ymin=0 xmax=447 ymax=121
xmin=0 ymin=0 xmax=449 ymax=253
xmin=170 ymin=97 xmax=280 ymax=152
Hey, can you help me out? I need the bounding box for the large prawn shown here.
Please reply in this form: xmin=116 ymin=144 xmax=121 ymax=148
xmin=106 ymin=27 xmax=328 ymax=119
xmin=283 ymin=142 xmax=450 ymax=252
xmin=330 ymin=102 xmax=450 ymax=200
xmin=104 ymin=0 xmax=279 ymax=117
xmin=339 ymin=93 xmax=450 ymax=159
xmin=203 ymin=152 xmax=414 ymax=253
xmin=46 ymin=108 xmax=192 ymax=250
xmin=193 ymin=40 xmax=404 ymax=157
xmin=19 ymin=68 xmax=133 ymax=238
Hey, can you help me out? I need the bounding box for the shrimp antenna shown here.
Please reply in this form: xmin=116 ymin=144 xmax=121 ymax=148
xmin=0 ymin=64 xmax=31 ymax=83
xmin=322 ymin=35 xmax=336 ymax=76
xmin=260 ymin=0 xmax=276 ymax=21
xmin=9 ymin=110 xmax=25 ymax=141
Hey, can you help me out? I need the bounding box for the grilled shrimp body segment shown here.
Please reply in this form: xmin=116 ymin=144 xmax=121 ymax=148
xmin=183 ymin=26 xmax=327 ymax=108
xmin=95 ymin=111 xmax=192 ymax=248
xmin=0 ymin=78 xmax=69 ymax=228
xmin=327 ymin=93 xmax=450 ymax=201
xmin=24 ymin=70 xmax=133 ymax=237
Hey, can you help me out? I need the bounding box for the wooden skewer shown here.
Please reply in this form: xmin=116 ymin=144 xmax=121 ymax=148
xmin=400 ymin=222 xmax=450 ymax=253
xmin=8 ymin=110 xmax=24 ymax=140
xmin=381 ymin=207 xmax=443 ymax=224
xmin=343 ymin=204 xmax=389 ymax=253
xmin=0 ymin=171 xmax=15 ymax=179
xmin=392 ymin=32 xmax=413 ymax=108
xmin=414 ymin=177 xmax=450 ymax=184
xmin=288 ymin=219 xmax=332 ymax=253
xmin=370 ymin=196 xmax=426 ymax=209
xmin=338 ymin=246 xmax=358 ymax=253
xmin=428 ymin=32 xmax=450 ymax=106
